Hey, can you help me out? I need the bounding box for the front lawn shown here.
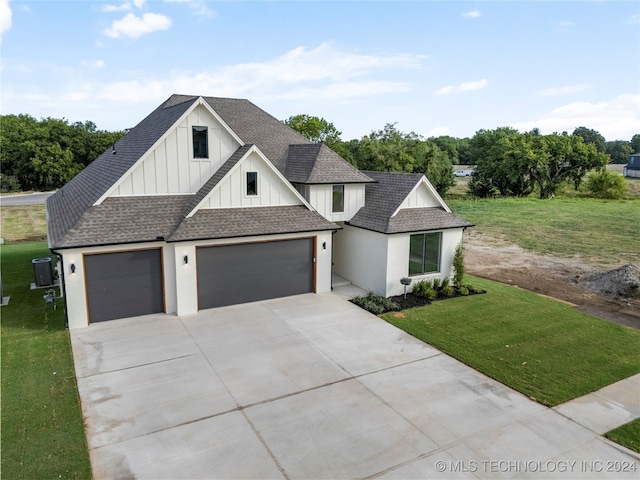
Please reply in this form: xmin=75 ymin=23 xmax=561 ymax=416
xmin=605 ymin=418 xmax=640 ymax=454
xmin=1 ymin=241 xmax=91 ymax=479
xmin=382 ymin=276 xmax=640 ymax=407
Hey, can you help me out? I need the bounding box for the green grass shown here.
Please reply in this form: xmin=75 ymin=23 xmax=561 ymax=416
xmin=447 ymin=196 xmax=640 ymax=267
xmin=0 ymin=205 xmax=47 ymax=243
xmin=605 ymin=419 xmax=640 ymax=454
xmin=1 ymin=241 xmax=92 ymax=479
xmin=382 ymin=276 xmax=640 ymax=407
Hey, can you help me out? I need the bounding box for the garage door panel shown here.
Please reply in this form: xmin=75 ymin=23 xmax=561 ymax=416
xmin=85 ymin=249 xmax=164 ymax=323
xmin=197 ymin=239 xmax=314 ymax=310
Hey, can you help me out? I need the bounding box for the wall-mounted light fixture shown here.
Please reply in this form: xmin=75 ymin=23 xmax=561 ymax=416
xmin=322 ymin=242 xmax=327 ymax=250
xmin=183 ymin=255 xmax=189 ymax=264
xmin=70 ymin=263 xmax=76 ymax=274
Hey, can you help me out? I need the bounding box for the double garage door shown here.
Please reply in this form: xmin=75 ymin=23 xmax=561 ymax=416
xmin=84 ymin=238 xmax=315 ymax=322
xmin=197 ymin=238 xmax=315 ymax=310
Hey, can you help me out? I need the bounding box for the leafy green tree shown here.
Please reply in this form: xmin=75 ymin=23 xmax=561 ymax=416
xmin=349 ymin=124 xmax=454 ymax=196
xmin=572 ymin=127 xmax=606 ymax=153
xmin=630 ymin=134 xmax=640 ymax=154
xmin=527 ymin=133 xmax=608 ymax=198
xmin=605 ymin=140 xmax=633 ymax=164
xmin=467 ymin=127 xmax=533 ymax=197
xmin=0 ymin=114 xmax=123 ymax=191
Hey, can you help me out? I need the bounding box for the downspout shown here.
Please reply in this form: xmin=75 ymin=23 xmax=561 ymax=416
xmin=50 ymin=249 xmax=69 ymax=329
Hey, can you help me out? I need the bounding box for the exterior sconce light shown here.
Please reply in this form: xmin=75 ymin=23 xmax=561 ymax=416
xmin=183 ymin=255 xmax=189 ymax=264
xmin=70 ymin=263 xmax=76 ymax=274
xmin=322 ymin=242 xmax=327 ymax=250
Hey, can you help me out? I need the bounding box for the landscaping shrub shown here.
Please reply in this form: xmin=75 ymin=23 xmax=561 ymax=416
xmin=351 ymin=291 xmax=399 ymax=314
xmin=442 ymin=285 xmax=455 ymax=297
xmin=458 ymin=286 xmax=470 ymax=296
xmin=412 ymin=279 xmax=429 ymax=298
xmin=586 ymin=170 xmax=627 ymax=199
xmin=424 ymin=287 xmax=437 ymax=300
xmin=452 ymin=243 xmax=465 ymax=287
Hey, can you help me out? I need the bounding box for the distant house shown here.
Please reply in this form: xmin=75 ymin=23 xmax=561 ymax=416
xmin=46 ymin=95 xmax=472 ymax=328
xmin=623 ymin=153 xmax=640 ymax=178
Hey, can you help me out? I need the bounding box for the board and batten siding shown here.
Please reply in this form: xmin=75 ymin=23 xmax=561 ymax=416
xmin=297 ymin=184 xmax=365 ymax=222
xmin=202 ymin=151 xmax=302 ymax=208
xmin=110 ymin=105 xmax=241 ymax=196
xmin=396 ymin=181 xmax=441 ymax=209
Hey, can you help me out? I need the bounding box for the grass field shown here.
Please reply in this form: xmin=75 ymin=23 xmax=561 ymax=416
xmin=605 ymin=418 xmax=640 ymax=454
xmin=0 ymin=241 xmax=92 ymax=479
xmin=382 ymin=276 xmax=640 ymax=407
xmin=0 ymin=205 xmax=47 ymax=242
xmin=447 ymin=196 xmax=639 ymax=268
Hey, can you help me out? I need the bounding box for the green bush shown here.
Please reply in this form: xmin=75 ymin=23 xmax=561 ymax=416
xmin=432 ymin=278 xmax=442 ymax=290
xmin=441 ymin=277 xmax=450 ymax=290
xmin=412 ymin=280 xmax=429 ymax=298
xmin=351 ymin=291 xmax=398 ymax=314
xmin=442 ymin=285 xmax=455 ymax=297
xmin=458 ymin=286 xmax=470 ymax=296
xmin=586 ymin=170 xmax=627 ymax=199
xmin=452 ymin=243 xmax=465 ymax=287
xmin=424 ymin=287 xmax=437 ymax=300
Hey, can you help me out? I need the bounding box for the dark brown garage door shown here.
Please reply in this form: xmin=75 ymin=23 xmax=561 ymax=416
xmin=84 ymin=249 xmax=164 ymax=323
xmin=197 ymin=238 xmax=314 ymax=310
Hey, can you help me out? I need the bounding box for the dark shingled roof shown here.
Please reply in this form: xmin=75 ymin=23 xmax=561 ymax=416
xmin=168 ymin=206 xmax=338 ymax=242
xmin=47 ymin=94 xmax=364 ymax=248
xmin=47 ymin=97 xmax=195 ymax=247
xmin=53 ymin=196 xmax=193 ymax=248
xmin=285 ymin=144 xmax=374 ymax=184
xmin=348 ymin=171 xmax=472 ymax=234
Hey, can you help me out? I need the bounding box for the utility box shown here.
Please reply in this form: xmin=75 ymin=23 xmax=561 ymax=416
xmin=32 ymin=258 xmax=54 ymax=287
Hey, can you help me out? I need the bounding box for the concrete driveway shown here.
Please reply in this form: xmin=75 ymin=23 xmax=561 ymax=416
xmin=70 ymin=293 xmax=638 ymax=479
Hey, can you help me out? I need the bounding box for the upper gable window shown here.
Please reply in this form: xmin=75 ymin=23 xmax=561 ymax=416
xmin=192 ymin=126 xmax=208 ymax=158
xmin=246 ymin=172 xmax=258 ymax=196
xmin=332 ymin=185 xmax=344 ymax=213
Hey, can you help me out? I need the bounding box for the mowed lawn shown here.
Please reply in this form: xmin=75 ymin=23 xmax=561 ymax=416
xmin=1 ymin=241 xmax=91 ymax=479
xmin=447 ymin=196 xmax=639 ymax=267
xmin=383 ymin=276 xmax=640 ymax=407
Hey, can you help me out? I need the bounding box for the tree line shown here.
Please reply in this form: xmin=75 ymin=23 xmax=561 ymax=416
xmin=1 ymin=112 xmax=638 ymax=198
xmin=0 ymin=114 xmax=123 ymax=192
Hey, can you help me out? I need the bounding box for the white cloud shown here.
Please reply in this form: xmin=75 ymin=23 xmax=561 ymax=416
xmin=104 ymin=12 xmax=172 ymax=38
xmin=435 ymin=79 xmax=488 ymax=95
xmin=426 ymin=126 xmax=451 ymax=137
xmin=462 ymin=10 xmax=481 ymax=19
xmin=0 ymin=0 xmax=12 ymax=41
xmin=81 ymin=59 xmax=105 ymax=69
xmin=625 ymin=14 xmax=640 ymax=25
xmin=536 ymin=84 xmax=592 ymax=96
xmin=511 ymin=94 xmax=640 ymax=140
xmin=96 ymin=44 xmax=423 ymax=101
xmin=165 ymin=0 xmax=216 ymax=17
xmin=102 ymin=3 xmax=132 ymax=12
xmin=554 ymin=20 xmax=574 ymax=33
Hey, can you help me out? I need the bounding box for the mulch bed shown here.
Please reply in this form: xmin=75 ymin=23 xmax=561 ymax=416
xmin=388 ymin=293 xmax=432 ymax=310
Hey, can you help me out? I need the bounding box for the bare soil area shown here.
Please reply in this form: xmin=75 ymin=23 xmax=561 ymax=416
xmin=464 ymin=230 xmax=640 ymax=329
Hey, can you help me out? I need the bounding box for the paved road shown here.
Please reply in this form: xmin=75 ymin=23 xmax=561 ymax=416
xmin=0 ymin=192 xmax=55 ymax=206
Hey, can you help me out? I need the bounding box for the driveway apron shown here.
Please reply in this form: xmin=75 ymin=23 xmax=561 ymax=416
xmin=70 ymin=293 xmax=639 ymax=479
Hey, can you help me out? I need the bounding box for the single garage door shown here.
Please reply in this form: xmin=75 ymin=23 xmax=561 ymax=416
xmin=197 ymin=238 xmax=314 ymax=309
xmin=84 ymin=249 xmax=164 ymax=323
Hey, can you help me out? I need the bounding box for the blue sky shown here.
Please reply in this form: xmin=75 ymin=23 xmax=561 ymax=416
xmin=1 ymin=0 xmax=639 ymax=141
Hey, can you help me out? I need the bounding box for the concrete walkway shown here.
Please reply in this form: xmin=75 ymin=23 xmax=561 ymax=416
xmin=554 ymin=374 xmax=640 ymax=435
xmin=70 ymin=293 xmax=639 ymax=479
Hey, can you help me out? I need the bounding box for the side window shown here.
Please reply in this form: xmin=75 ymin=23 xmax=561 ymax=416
xmin=246 ymin=172 xmax=258 ymax=196
xmin=332 ymin=184 xmax=344 ymax=213
xmin=192 ymin=126 xmax=208 ymax=158
xmin=408 ymin=232 xmax=441 ymax=275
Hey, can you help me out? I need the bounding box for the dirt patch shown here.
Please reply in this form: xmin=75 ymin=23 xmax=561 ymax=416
xmin=464 ymin=230 xmax=640 ymax=329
